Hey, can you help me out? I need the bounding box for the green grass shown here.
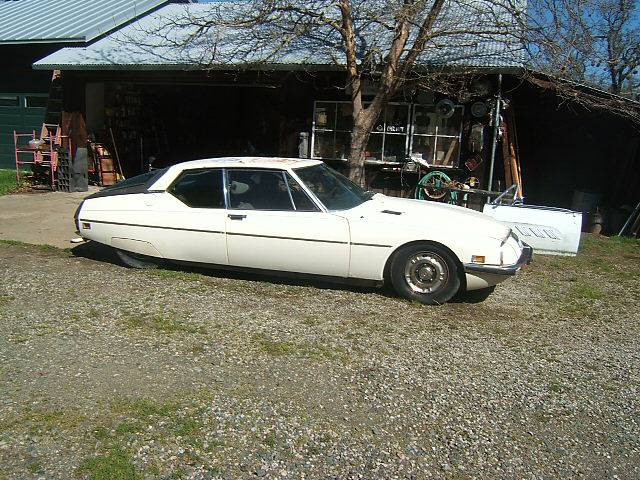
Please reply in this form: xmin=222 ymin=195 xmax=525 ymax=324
xmin=111 ymin=398 xmax=180 ymax=419
xmin=0 ymin=239 xmax=28 ymax=247
xmin=253 ymin=333 xmax=348 ymax=361
xmin=0 ymin=169 xmax=21 ymax=196
xmin=0 ymin=293 xmax=14 ymax=306
xmin=114 ymin=420 xmax=139 ymax=436
xmin=120 ymin=309 xmax=205 ymax=335
xmin=0 ymin=240 xmax=70 ymax=257
xmin=173 ymin=417 xmax=200 ymax=437
xmin=0 ymin=408 xmax=85 ymax=435
xmin=77 ymin=446 xmax=140 ymax=480
xmin=569 ymin=282 xmax=604 ymax=300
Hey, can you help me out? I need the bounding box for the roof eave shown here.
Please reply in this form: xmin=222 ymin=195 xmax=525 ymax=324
xmin=1 ymin=38 xmax=86 ymax=46
xmin=33 ymin=61 xmax=525 ymax=73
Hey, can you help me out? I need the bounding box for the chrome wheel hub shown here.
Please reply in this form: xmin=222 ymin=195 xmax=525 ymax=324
xmin=404 ymin=252 xmax=449 ymax=294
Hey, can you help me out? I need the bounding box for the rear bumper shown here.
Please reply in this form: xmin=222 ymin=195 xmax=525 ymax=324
xmin=463 ymin=243 xmax=533 ymax=276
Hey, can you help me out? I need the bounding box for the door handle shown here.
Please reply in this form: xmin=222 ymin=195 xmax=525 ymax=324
xmin=228 ymin=214 xmax=247 ymax=220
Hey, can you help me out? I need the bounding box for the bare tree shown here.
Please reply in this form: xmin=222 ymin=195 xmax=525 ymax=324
xmin=593 ymin=0 xmax=640 ymax=96
xmin=528 ymin=0 xmax=640 ymax=97
xmin=120 ymin=0 xmax=524 ymax=186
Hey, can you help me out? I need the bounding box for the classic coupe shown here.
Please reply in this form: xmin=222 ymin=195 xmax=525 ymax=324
xmin=74 ymin=157 xmax=532 ymax=304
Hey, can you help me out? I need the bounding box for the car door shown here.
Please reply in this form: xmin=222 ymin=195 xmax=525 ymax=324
xmin=146 ymin=168 xmax=229 ymax=265
xmin=224 ymin=168 xmax=350 ymax=277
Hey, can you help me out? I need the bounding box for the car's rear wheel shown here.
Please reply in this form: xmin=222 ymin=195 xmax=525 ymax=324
xmin=116 ymin=248 xmax=160 ymax=269
xmin=389 ymin=243 xmax=461 ymax=305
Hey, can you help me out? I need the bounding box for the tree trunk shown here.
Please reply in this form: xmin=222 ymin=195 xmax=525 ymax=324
xmin=347 ymin=101 xmax=385 ymax=187
xmin=347 ymin=124 xmax=369 ymax=187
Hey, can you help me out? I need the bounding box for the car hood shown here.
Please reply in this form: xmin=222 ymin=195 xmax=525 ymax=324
xmin=339 ymin=194 xmax=511 ymax=241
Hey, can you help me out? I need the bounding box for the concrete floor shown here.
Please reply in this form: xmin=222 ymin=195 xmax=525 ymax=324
xmin=0 ymin=187 xmax=99 ymax=249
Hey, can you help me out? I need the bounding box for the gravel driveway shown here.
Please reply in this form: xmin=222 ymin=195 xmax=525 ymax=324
xmin=0 ymin=235 xmax=639 ymax=479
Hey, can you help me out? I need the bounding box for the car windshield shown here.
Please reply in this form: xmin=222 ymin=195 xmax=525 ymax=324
xmin=294 ymin=164 xmax=373 ymax=211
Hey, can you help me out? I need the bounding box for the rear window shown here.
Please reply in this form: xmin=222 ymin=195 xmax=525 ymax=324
xmin=169 ymin=169 xmax=225 ymax=209
xmin=86 ymin=168 xmax=168 ymax=200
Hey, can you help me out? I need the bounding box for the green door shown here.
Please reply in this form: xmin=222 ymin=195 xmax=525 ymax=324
xmin=0 ymin=93 xmax=48 ymax=169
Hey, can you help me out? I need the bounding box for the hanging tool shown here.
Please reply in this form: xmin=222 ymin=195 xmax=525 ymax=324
xmin=109 ymin=127 xmax=125 ymax=180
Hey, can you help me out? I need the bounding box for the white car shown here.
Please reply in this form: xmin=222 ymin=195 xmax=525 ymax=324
xmin=74 ymin=157 xmax=532 ymax=304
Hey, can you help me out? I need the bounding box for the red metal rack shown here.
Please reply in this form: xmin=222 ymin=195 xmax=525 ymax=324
xmin=14 ymin=123 xmax=71 ymax=190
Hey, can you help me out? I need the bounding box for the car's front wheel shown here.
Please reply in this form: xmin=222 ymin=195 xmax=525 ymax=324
xmin=116 ymin=248 xmax=160 ymax=269
xmin=389 ymin=243 xmax=461 ymax=305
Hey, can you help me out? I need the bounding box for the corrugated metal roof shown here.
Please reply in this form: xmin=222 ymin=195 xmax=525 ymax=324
xmin=33 ymin=1 xmax=526 ymax=70
xmin=0 ymin=0 xmax=168 ymax=44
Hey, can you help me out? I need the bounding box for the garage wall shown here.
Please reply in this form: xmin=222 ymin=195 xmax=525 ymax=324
xmin=0 ymin=93 xmax=47 ymax=169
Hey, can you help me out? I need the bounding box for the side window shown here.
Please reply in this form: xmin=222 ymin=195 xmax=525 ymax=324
xmin=286 ymin=174 xmax=320 ymax=212
xmin=169 ymin=169 xmax=224 ymax=208
xmin=228 ymin=169 xmax=294 ymax=210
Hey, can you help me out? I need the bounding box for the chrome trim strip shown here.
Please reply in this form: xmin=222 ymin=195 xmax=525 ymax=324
xmin=351 ymin=242 xmax=392 ymax=248
xmin=222 ymin=168 xmax=230 ymax=210
xmin=81 ymin=219 xmax=390 ymax=248
xmin=226 ymin=231 xmax=347 ymax=245
xmin=282 ymin=170 xmax=296 ymax=210
xmin=79 ymin=219 xmax=223 ymax=235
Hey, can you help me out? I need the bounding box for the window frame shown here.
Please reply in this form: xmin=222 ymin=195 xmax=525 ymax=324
xmin=24 ymin=95 xmax=48 ymax=109
xmin=167 ymin=168 xmax=226 ymax=209
xmin=284 ymin=172 xmax=321 ymax=212
xmin=0 ymin=95 xmax=20 ymax=108
xmin=311 ymin=100 xmax=412 ymax=165
xmin=409 ymin=104 xmax=464 ymax=168
xmin=225 ymin=168 xmax=322 ymax=212
xmin=310 ymin=100 xmax=464 ymax=168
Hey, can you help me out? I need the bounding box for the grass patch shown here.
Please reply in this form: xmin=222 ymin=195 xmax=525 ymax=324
xmin=111 ymin=398 xmax=180 ymax=419
xmin=0 ymin=239 xmax=29 ymax=247
xmin=0 ymin=408 xmax=85 ymax=435
xmin=146 ymin=268 xmax=203 ymax=282
xmin=0 ymin=293 xmax=14 ymax=306
xmin=262 ymin=432 xmax=277 ymax=448
xmin=173 ymin=417 xmax=200 ymax=437
xmin=255 ymin=335 xmax=297 ymax=356
xmin=25 ymin=458 xmax=43 ymax=474
xmin=77 ymin=446 xmax=140 ymax=480
xmin=114 ymin=420 xmax=139 ymax=436
xmin=120 ymin=309 xmax=205 ymax=335
xmin=0 ymin=239 xmax=69 ymax=257
xmin=253 ymin=334 xmax=347 ymax=361
xmin=548 ymin=382 xmax=567 ymax=394
xmin=569 ymin=282 xmax=603 ymax=300
xmin=92 ymin=426 xmax=112 ymax=441
xmin=301 ymin=316 xmax=322 ymax=327
xmin=0 ymin=169 xmax=22 ymax=196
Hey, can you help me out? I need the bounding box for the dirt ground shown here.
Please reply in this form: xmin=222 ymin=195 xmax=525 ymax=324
xmin=0 ymin=187 xmax=96 ymax=249
xmin=0 ymin=235 xmax=639 ymax=479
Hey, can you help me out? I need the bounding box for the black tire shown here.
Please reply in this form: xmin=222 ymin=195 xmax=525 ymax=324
xmin=389 ymin=243 xmax=461 ymax=305
xmin=455 ymin=285 xmax=496 ymax=303
xmin=115 ymin=248 xmax=160 ymax=269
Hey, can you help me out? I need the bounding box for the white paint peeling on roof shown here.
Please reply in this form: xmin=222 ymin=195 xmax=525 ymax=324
xmin=33 ymin=1 xmax=526 ymax=70
xmin=0 ymin=0 xmax=167 ymax=44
